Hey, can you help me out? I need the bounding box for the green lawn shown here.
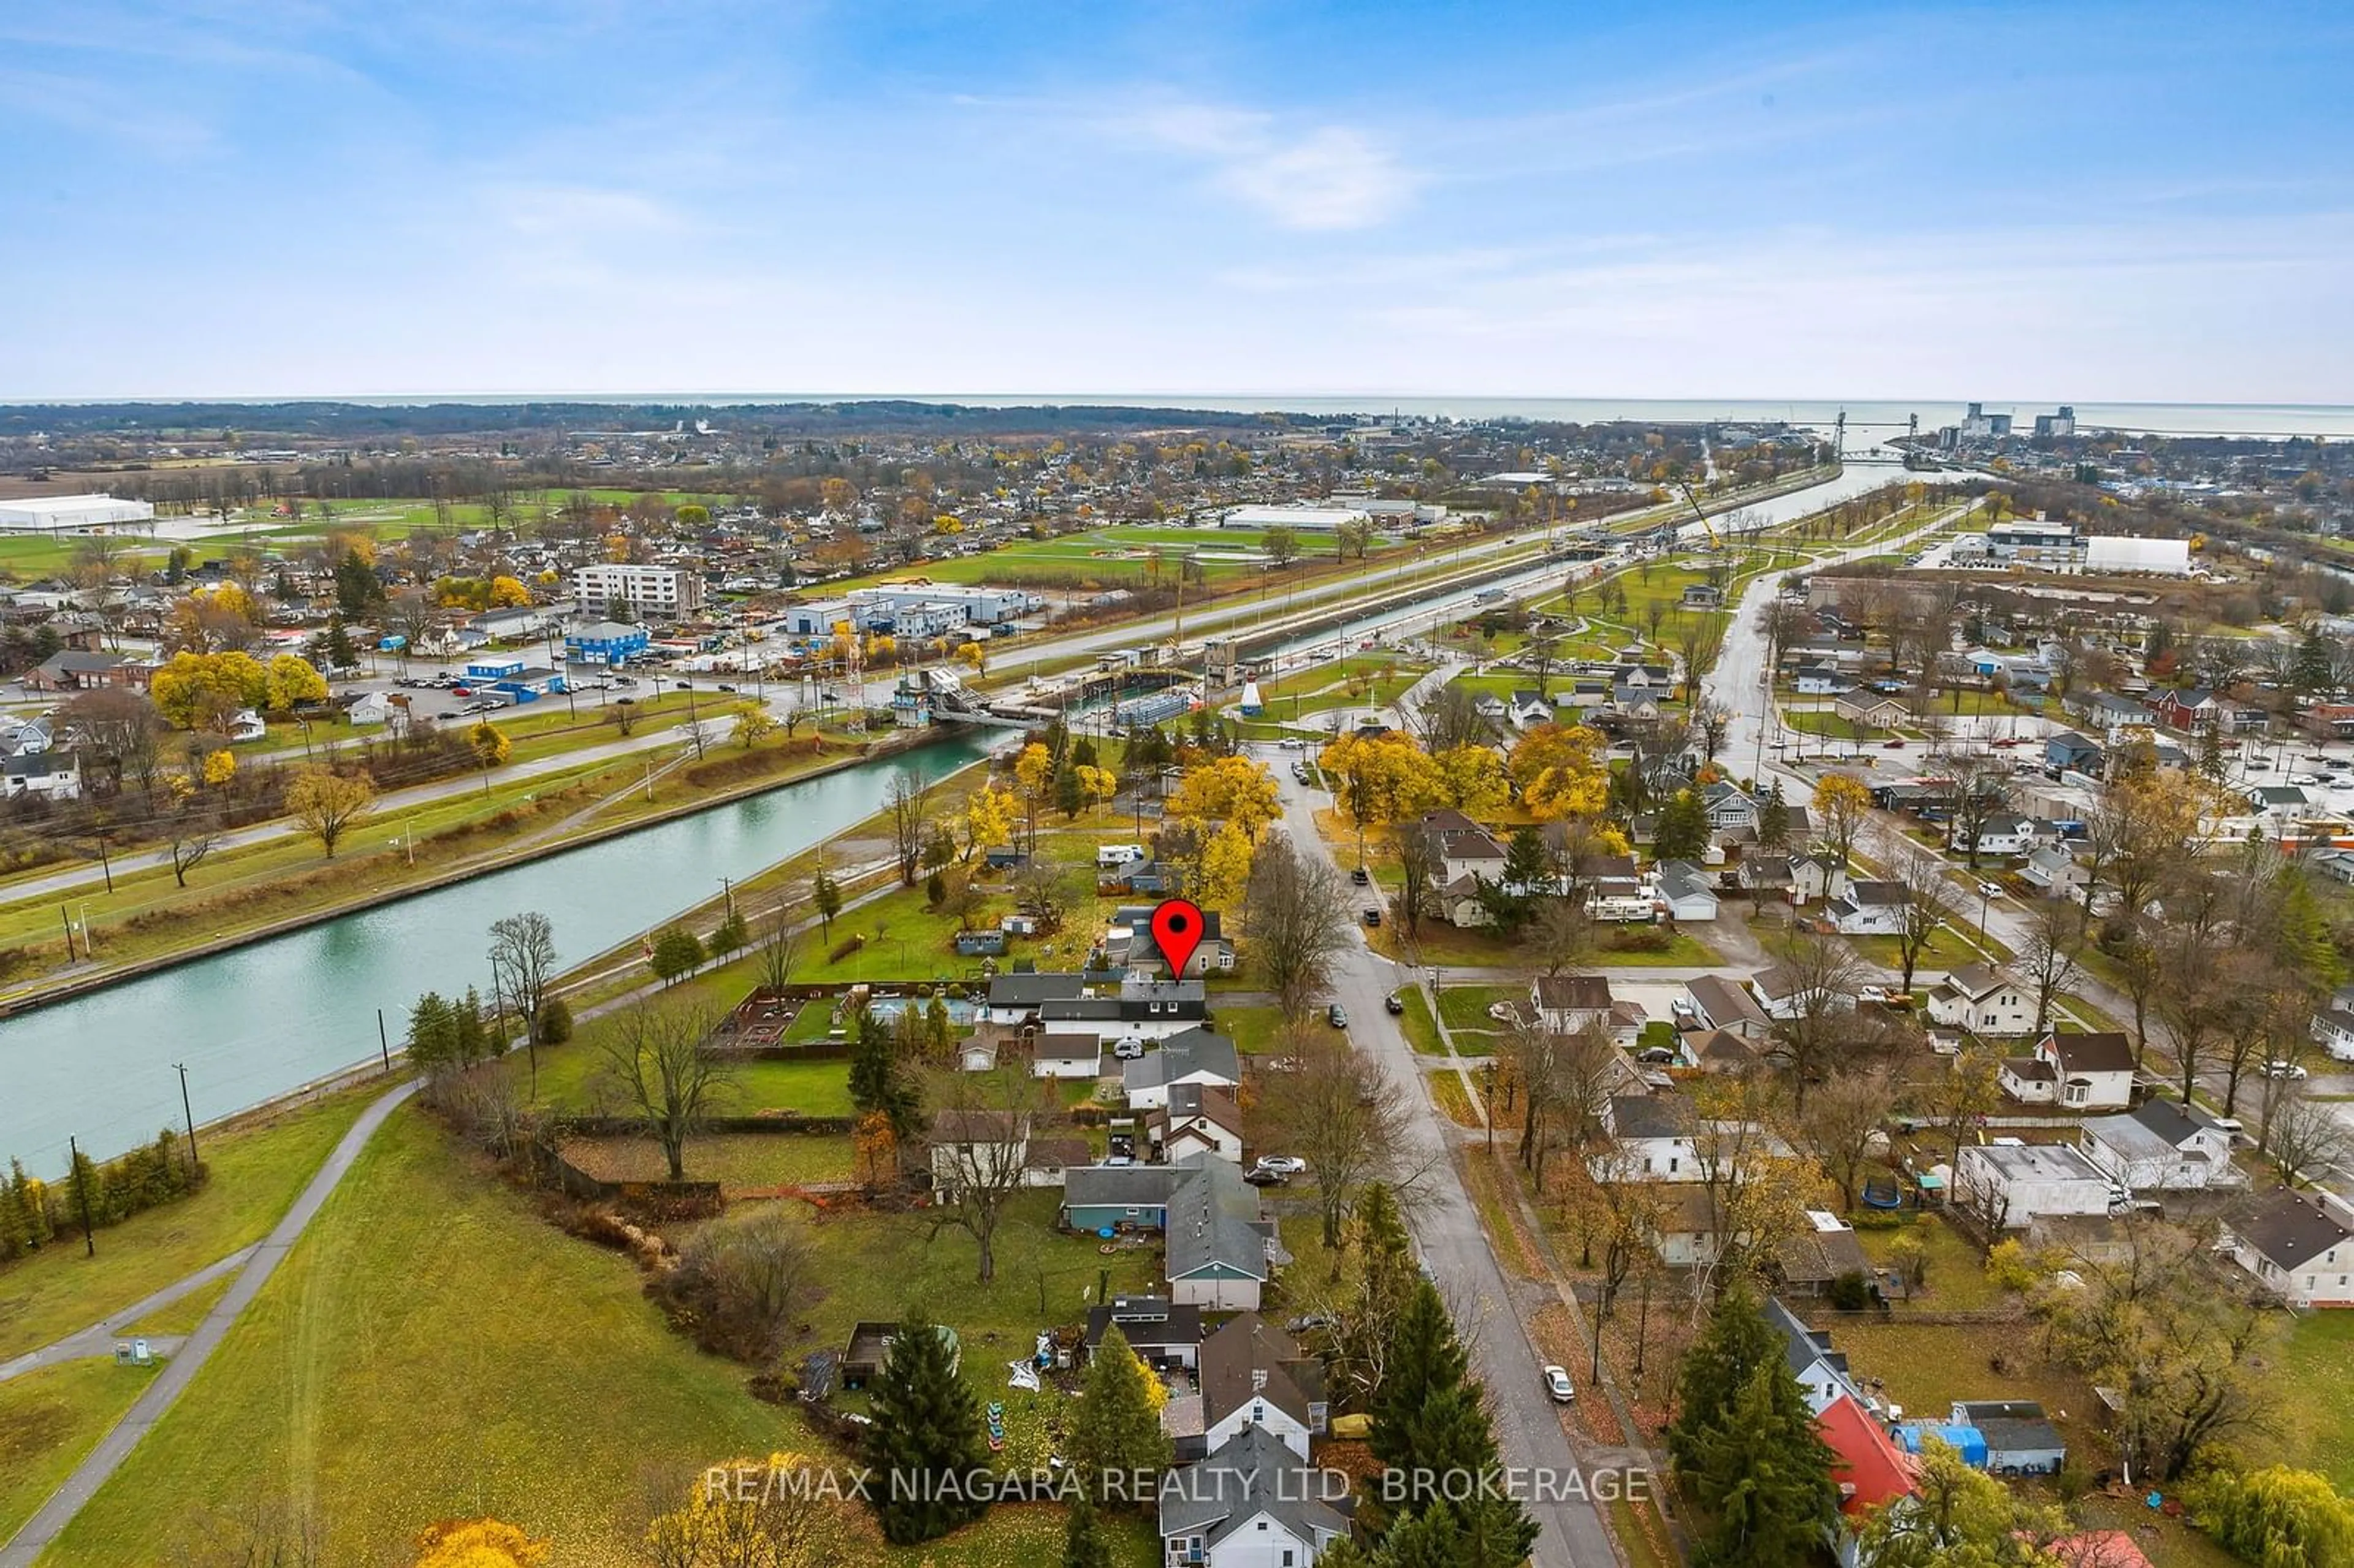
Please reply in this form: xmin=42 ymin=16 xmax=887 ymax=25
xmin=0 ymin=1358 xmax=162 ymax=1545
xmin=1397 ymin=988 xmax=1447 ymax=1056
xmin=1437 ymin=983 xmax=1524 ymax=1034
xmin=1852 ymin=1212 xmax=2005 ymax=1309
xmin=560 ymin=1132 xmax=853 ymax=1191
xmin=117 ymin=1273 xmax=235 ymax=1338
xmin=1213 ymin=1003 xmax=1291 ymax=1056
xmin=2264 ymin=1311 xmax=2354 ymax=1488
xmin=0 ymin=1086 xmax=375 ymax=1362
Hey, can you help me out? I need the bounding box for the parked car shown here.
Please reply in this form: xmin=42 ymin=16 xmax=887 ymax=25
xmin=2263 ymin=1060 xmax=2310 ymax=1079
xmin=1362 ymin=907 xmax=1381 ymax=926
xmin=1350 ymin=866 xmax=1371 ymax=886
xmin=1255 ymin=1155 xmax=1308 ymax=1175
xmin=1328 ymin=1003 xmax=1349 ymax=1029
xmin=1244 ymin=1168 xmax=1289 ymax=1187
xmin=1883 ymin=739 xmax=1906 ymax=749
xmin=1542 ymin=1365 xmax=1575 ymax=1404
xmin=451 ymin=685 xmax=472 ymax=697
xmin=1385 ymin=992 xmax=1405 ymax=1015
xmin=717 ymin=683 xmax=737 ymax=693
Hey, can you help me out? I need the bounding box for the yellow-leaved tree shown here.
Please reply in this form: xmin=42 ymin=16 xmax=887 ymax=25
xmin=200 ymin=748 xmax=237 ymax=789
xmin=1320 ymin=730 xmax=1444 ymax=861
xmin=488 ymin=574 xmax=532 ymax=607
xmin=411 ymin=1517 xmax=549 ymax=1568
xmin=642 ymin=1452 xmax=872 ymax=1567
xmin=1433 ymin=743 xmax=1510 ymax=813
xmin=1812 ymin=774 xmax=1873 ymax=869
xmin=962 ymin=783 xmax=1018 ymax=860
xmin=150 ymin=650 xmax=268 ymax=729
xmin=1165 ymin=755 xmax=1281 ymax=839
xmin=1507 ymin=723 xmax=1610 ymax=822
xmin=264 ymin=652 xmax=329 ymax=713
xmin=1011 ymin=742 xmax=1055 ymax=848
xmin=1192 ymin=818 xmax=1257 ymax=916
xmin=1074 ymin=764 xmax=1119 ymax=808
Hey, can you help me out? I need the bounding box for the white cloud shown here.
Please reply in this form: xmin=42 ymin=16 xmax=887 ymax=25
xmin=490 ymin=184 xmax=684 ymax=238
xmin=1081 ymin=95 xmax=1417 ymax=231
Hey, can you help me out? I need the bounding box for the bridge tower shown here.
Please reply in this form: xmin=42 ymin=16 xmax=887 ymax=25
xmin=1834 ymin=409 xmax=1846 ymax=458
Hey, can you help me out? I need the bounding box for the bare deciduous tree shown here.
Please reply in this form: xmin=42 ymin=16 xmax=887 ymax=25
xmin=886 ymin=772 xmax=931 ymax=887
xmin=1503 ymin=1015 xmax=1620 ymax=1189
xmin=2260 ymin=1086 xmax=2354 ymax=1187
xmin=1261 ymin=1035 xmax=1425 ymax=1248
xmin=600 ymin=1000 xmax=733 ymax=1181
xmin=489 ymin=910 xmax=558 ymax=1097
xmin=923 ymin=1052 xmax=1056 ymax=1283
xmin=2017 ymin=899 xmax=2088 ymax=1033
xmin=1763 ymin=932 xmax=1870 ymax=1112
xmin=1244 ymin=831 xmax=1354 ymax=1024
xmin=1882 ymin=830 xmax=1964 ymax=994
xmin=758 ymin=896 xmax=802 ymax=992
xmin=1798 ymin=1067 xmax=1897 ymax=1210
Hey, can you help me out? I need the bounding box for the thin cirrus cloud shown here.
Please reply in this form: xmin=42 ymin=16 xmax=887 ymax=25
xmin=991 ymin=94 xmax=1420 ymax=232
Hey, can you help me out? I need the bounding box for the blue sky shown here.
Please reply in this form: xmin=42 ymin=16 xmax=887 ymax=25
xmin=4 ymin=1 xmax=2352 ymax=402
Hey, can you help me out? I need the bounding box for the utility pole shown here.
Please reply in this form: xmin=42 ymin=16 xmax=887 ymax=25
xmin=59 ymin=905 xmax=76 ymax=963
xmin=69 ymin=1135 xmax=94 ymax=1256
xmin=175 ymin=1062 xmax=199 ymax=1171
xmin=377 ymin=1008 xmax=391 ymax=1071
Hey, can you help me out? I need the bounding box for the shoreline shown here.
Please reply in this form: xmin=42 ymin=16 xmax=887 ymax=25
xmin=0 ymin=726 xmax=950 ymax=1022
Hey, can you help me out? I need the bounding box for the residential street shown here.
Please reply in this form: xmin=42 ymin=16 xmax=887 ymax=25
xmin=1269 ymin=759 xmax=1626 ymax=1567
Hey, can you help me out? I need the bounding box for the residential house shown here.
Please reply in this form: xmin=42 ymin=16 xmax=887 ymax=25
xmin=1472 ymin=692 xmax=1509 ymax=726
xmin=1736 ymin=853 xmax=1796 ymax=900
xmin=1951 ymin=1401 xmax=2068 ymax=1475
xmin=1508 ymin=690 xmax=1553 ymax=729
xmin=2077 ymin=1100 xmax=2242 ymax=1192
xmin=224 ymin=708 xmax=269 ymax=742
xmin=1762 ymin=1296 xmax=1864 ymax=1414
xmin=1650 ymin=1186 xmax=1743 ymax=1268
xmin=1197 ymin=1314 xmax=1327 ymax=1460
xmin=2076 ymin=691 xmax=2155 ymax=740
xmin=1591 ymin=1094 xmax=1701 ymax=1181
xmin=929 ymin=1109 xmax=1065 ymax=1197
xmin=1084 ymin=1295 xmax=1203 ymax=1372
xmin=1818 ymin=1393 xmax=1919 ymax=1568
xmin=1124 ymin=1028 xmax=1243 ymax=1111
xmin=1789 ymin=851 xmax=1850 ymax=907
xmin=2020 ymin=845 xmax=2089 ymax=902
xmin=1610 ymin=684 xmax=1663 ymax=721
xmin=1794 ymin=666 xmax=1851 ymax=696
xmin=1773 ymin=1210 xmax=1873 ymax=1298
xmin=1530 ymin=973 xmax=1614 ymax=1033
xmin=1157 ymin=1426 xmax=1349 ymax=1568
xmin=1750 ymin=964 xmax=1854 ymax=1022
xmin=1 ymin=750 xmax=80 ymax=800
xmin=2312 ymin=1002 xmax=2354 ymax=1062
xmin=1834 ymin=691 xmax=1910 ymax=731
xmin=1419 ymin=809 xmax=1507 ymax=887
xmin=1955 ymin=1141 xmax=2116 ymax=1229
xmin=2043 ymin=731 xmax=2104 ymax=776
xmin=1925 ymin=964 xmax=2039 ymax=1037
xmin=1044 ymin=978 xmax=1211 ymax=1045
xmin=1998 ymin=1032 xmax=2136 ymax=1110
xmin=1682 ymin=974 xmax=1771 ymax=1041
xmin=1827 ymin=880 xmax=1908 ymax=936
xmin=1967 ymin=812 xmax=2035 ymax=858
xmin=1689 ymin=1029 xmax=1761 ymax=1075
xmin=1110 ymin=907 xmax=1235 ymax=976
xmin=1700 ymin=780 xmax=1758 ymax=835
xmin=1062 ymin=1154 xmax=1274 ymax=1309
xmin=2226 ymin=1190 xmax=2354 ymax=1307
xmin=983 ymin=971 xmax=1091 ymax=1027
xmin=1148 ymin=1083 xmax=1246 ymax=1165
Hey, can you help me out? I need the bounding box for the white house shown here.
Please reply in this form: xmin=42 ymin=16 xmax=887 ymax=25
xmin=1158 ymin=1426 xmax=1348 ymax=1568
xmin=1 ymin=750 xmax=82 ymax=801
xmin=1827 ymin=881 xmax=1908 ymax=936
xmin=1998 ymin=1032 xmax=2136 ymax=1111
xmin=1530 ymin=973 xmax=1614 ymax=1033
xmin=225 ymin=707 xmax=269 ymax=742
xmin=1196 ymin=1314 xmax=1326 ymax=1460
xmin=1925 ymin=964 xmax=2039 ymax=1037
xmin=1508 ymin=690 xmax=1553 ymax=729
xmin=928 ymin=1109 xmax=1064 ymax=1197
xmin=1420 ymin=809 xmax=1508 ymax=887
xmin=1763 ymin=1296 xmax=1864 ymax=1415
xmin=1794 ymin=666 xmax=1851 ymax=696
xmin=2313 ymin=1005 xmax=2354 ymax=1063
xmin=1149 ymin=1083 xmax=1246 ymax=1165
xmin=1967 ymin=813 xmax=2035 ymax=858
xmin=1749 ymin=964 xmax=1854 ymax=1023
xmin=1701 ymin=781 xmax=1758 ymax=835
xmin=1032 ymin=1032 xmax=1110 ymax=1080
xmin=1591 ymin=1094 xmax=1701 ymax=1182
xmin=1124 ymin=1029 xmax=1243 ymax=1111
xmin=2078 ymin=1100 xmax=2242 ymax=1193
xmin=2019 ymin=846 xmax=2088 ymax=902
xmin=1682 ymin=973 xmax=1772 ymax=1040
xmin=1956 ymin=1141 xmax=2116 ymax=1229
xmin=2228 ymin=1190 xmax=2354 ymax=1307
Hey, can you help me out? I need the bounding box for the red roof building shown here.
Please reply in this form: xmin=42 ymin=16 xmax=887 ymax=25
xmin=1816 ymin=1394 xmax=1918 ymax=1520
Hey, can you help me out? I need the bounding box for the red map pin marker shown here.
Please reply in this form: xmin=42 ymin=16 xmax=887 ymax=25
xmin=1149 ymin=899 xmax=1205 ymax=977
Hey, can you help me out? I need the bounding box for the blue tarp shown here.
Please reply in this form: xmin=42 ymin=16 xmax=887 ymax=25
xmin=1894 ymin=1421 xmax=1988 ymax=1468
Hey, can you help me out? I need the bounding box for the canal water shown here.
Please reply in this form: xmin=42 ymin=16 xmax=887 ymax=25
xmin=0 ymin=733 xmax=1004 ymax=1170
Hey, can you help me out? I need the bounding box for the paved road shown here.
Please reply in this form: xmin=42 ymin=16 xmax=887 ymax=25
xmin=0 ymin=1078 xmax=420 ymax=1568
xmin=0 ymin=1247 xmax=253 ymax=1387
xmin=1269 ymin=759 xmax=1622 ymax=1567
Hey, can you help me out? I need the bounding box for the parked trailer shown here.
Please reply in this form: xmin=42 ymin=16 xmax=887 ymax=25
xmin=1591 ymin=897 xmax=1661 ymax=924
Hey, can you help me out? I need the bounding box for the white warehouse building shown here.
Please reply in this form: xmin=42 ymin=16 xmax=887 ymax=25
xmin=2084 ymin=536 xmax=2192 ymax=576
xmin=0 ymin=494 xmax=156 ymax=533
xmin=1219 ymin=504 xmax=1369 ymax=531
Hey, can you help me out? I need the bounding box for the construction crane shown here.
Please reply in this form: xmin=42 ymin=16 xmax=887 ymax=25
xmin=1675 ymin=479 xmax=1722 ymax=551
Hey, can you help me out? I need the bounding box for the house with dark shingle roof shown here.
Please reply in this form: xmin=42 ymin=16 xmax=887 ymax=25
xmin=1122 ymin=1027 xmax=1241 ymax=1110
xmin=1195 ymin=1313 xmax=1327 ymax=1458
xmin=1998 ymin=1032 xmax=2135 ymax=1110
xmin=2227 ymin=1190 xmax=2354 ymax=1307
xmin=1762 ymin=1295 xmax=1862 ymax=1414
xmin=1084 ymin=1295 xmax=1203 ymax=1371
xmin=2078 ymin=1099 xmax=2242 ymax=1192
xmin=1157 ymin=1426 xmax=1350 ymax=1568
xmin=1591 ymin=1093 xmax=1700 ymax=1181
xmin=1529 ymin=973 xmax=1613 ymax=1032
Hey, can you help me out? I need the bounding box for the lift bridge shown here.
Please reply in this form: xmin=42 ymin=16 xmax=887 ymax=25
xmin=896 ymin=664 xmax=1200 ymax=730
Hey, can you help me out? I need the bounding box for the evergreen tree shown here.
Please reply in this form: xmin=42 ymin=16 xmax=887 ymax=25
xmin=652 ymin=924 xmax=705 ymax=983
xmin=406 ymin=990 xmax=460 ymax=1069
xmin=1072 ymin=736 xmax=1099 ymax=769
xmin=321 ymin=612 xmax=359 ymax=672
xmin=454 ymin=986 xmax=491 ymax=1064
xmin=1758 ymin=779 xmax=1790 ymax=851
xmin=709 ymin=908 xmax=749 ymax=957
xmin=1056 ymin=761 xmax=1086 ymax=820
xmin=848 ymin=1015 xmax=921 ymax=1140
xmin=1366 ymin=1278 xmax=1534 ymax=1555
xmin=1502 ymin=825 xmax=1551 ymax=889
xmin=1653 ymin=788 xmax=1710 ymax=863
xmin=1669 ymin=1281 xmax=1784 ymax=1471
xmin=865 ymin=1314 xmax=990 ymax=1545
xmin=1061 ymin=1494 xmax=1115 ymax=1568
xmin=1370 ymin=1280 xmax=1470 ymax=1477
xmin=812 ymin=871 xmax=843 ymax=936
xmin=2277 ymin=873 xmax=2345 ymax=989
xmin=1680 ymin=1360 xmax=1838 ymax=1568
xmin=1067 ymin=1326 xmax=1172 ymax=1505
xmin=334 ymin=552 xmax=386 ymax=618
xmin=926 ymin=868 xmax=948 ymax=907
